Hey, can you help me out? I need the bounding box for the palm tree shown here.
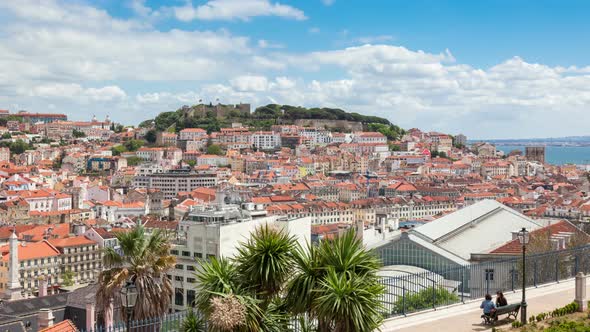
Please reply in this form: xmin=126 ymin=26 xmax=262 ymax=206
xmin=287 ymin=230 xmax=385 ymax=332
xmin=195 ymin=225 xmax=295 ymax=331
xmin=194 ymin=226 xmax=384 ymax=332
xmin=96 ymin=225 xmax=176 ymax=321
xmin=234 ymin=225 xmax=297 ymax=299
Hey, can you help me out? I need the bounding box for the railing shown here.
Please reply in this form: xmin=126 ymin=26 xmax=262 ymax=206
xmin=81 ymin=245 xmax=590 ymax=331
xmin=380 ymin=244 xmax=590 ymax=318
xmin=81 ymin=311 xmax=191 ymax=332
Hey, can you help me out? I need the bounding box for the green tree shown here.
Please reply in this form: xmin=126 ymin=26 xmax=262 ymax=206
xmin=195 ymin=227 xmax=384 ymax=332
xmin=389 ymin=142 xmax=401 ymax=152
xmin=138 ymin=119 xmax=155 ymax=128
xmin=9 ymin=139 xmax=30 ymax=155
xmin=111 ymin=145 xmax=127 ymax=156
xmin=96 ymin=226 xmax=176 ymax=320
xmin=62 ymin=270 xmax=75 ymax=287
xmin=287 ymin=230 xmax=384 ymax=332
xmin=392 ymin=287 xmax=459 ymax=314
xmin=207 ymin=144 xmax=223 ymax=155
xmin=126 ymin=156 xmax=143 ymax=166
xmin=72 ymin=129 xmax=86 ymax=138
xmin=185 ymin=160 xmax=196 ymax=167
xmin=145 ymin=129 xmax=157 ymax=144
xmin=123 ymin=139 xmax=144 ymax=152
xmin=1 ymin=132 xmax=11 ymax=139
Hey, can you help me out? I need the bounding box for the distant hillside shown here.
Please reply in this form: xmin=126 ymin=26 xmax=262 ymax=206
xmin=139 ymin=103 xmax=405 ymax=140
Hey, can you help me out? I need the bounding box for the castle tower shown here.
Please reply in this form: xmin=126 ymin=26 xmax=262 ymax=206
xmin=4 ymin=231 xmax=22 ymax=300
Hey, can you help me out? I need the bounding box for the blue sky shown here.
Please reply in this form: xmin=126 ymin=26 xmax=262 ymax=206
xmin=1 ymin=0 xmax=590 ymax=139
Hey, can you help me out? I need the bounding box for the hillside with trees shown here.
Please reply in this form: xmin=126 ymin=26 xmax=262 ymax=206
xmin=139 ymin=103 xmax=405 ymax=140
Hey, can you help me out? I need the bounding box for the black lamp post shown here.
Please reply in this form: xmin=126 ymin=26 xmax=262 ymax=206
xmin=120 ymin=280 xmax=138 ymax=332
xmin=517 ymin=227 xmax=530 ymax=325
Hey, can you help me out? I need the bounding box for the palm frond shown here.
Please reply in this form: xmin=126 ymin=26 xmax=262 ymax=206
xmin=235 ymin=224 xmax=296 ymax=298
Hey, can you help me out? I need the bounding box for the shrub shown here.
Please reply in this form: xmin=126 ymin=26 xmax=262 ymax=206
xmin=511 ymin=320 xmax=523 ymax=328
xmin=392 ymin=287 xmax=460 ymax=314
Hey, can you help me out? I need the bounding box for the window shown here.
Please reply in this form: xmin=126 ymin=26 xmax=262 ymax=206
xmin=182 ymin=251 xmax=191 ymax=257
xmin=175 ymin=288 xmax=184 ymax=306
xmin=187 ymin=290 xmax=196 ymax=307
xmin=175 ymin=276 xmax=184 ymax=281
xmin=485 ymin=269 xmax=494 ymax=281
xmin=175 ymin=264 xmax=184 ymax=270
xmin=193 ymin=252 xmax=202 ymax=259
xmin=187 ymin=278 xmax=196 ymax=283
xmin=187 ymin=266 xmax=195 ymax=271
xmin=170 ymin=249 xmax=179 ymax=255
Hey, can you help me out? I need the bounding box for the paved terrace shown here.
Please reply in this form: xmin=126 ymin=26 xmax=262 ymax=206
xmin=382 ymin=277 xmax=587 ymax=332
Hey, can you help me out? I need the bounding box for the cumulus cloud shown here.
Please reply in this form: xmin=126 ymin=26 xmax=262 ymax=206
xmin=230 ymin=75 xmax=269 ymax=92
xmin=173 ymin=0 xmax=307 ymax=21
xmin=24 ymin=84 xmax=126 ymax=102
xmin=1 ymin=0 xmax=590 ymax=138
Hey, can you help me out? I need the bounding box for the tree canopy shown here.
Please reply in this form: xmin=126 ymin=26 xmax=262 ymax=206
xmin=142 ymin=103 xmax=401 ymax=134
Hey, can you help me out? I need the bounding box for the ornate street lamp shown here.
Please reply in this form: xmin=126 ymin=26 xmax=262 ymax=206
xmin=120 ymin=280 xmax=138 ymax=332
xmin=517 ymin=227 xmax=530 ymax=325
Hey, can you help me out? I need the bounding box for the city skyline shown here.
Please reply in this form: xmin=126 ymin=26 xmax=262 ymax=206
xmin=1 ymin=0 xmax=590 ymax=139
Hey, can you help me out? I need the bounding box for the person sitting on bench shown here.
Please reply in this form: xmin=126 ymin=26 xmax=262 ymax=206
xmin=481 ymin=294 xmax=497 ymax=318
xmin=496 ymin=291 xmax=508 ymax=307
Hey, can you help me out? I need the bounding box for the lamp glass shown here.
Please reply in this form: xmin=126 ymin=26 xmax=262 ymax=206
xmin=517 ymin=229 xmax=530 ymax=245
xmin=120 ymin=282 xmax=138 ymax=309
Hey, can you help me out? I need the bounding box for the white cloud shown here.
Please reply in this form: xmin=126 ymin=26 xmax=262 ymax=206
xmin=1 ymin=0 xmax=590 ymax=138
xmin=173 ymin=0 xmax=307 ymax=22
xmin=258 ymin=39 xmax=285 ymax=49
xmin=321 ymin=0 xmax=336 ymax=6
xmin=230 ymin=75 xmax=269 ymax=92
xmin=308 ymin=27 xmax=320 ymax=34
xmin=25 ymin=84 xmax=126 ymax=101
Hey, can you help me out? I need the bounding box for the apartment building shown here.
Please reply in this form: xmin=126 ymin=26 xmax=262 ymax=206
xmin=179 ymin=128 xmax=207 ymax=141
xmin=0 ymin=239 xmax=61 ymax=298
xmin=266 ymin=201 xmax=354 ymax=225
xmin=0 ymin=147 xmax=10 ymax=163
xmin=133 ymin=168 xmax=218 ymax=199
xmin=48 ymin=236 xmax=102 ymax=286
xmin=17 ymin=189 xmax=72 ymax=213
xmin=168 ymin=203 xmax=311 ymax=311
xmin=156 ymin=132 xmax=178 ymax=146
xmin=352 ymin=132 xmax=387 ymax=144
xmin=251 ymin=131 xmax=281 ymax=150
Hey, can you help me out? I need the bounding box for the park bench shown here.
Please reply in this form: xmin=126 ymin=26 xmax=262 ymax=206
xmin=481 ymin=303 xmax=521 ymax=325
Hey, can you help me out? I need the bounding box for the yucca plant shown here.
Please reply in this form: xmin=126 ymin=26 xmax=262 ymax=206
xmin=194 ymin=227 xmax=384 ymax=332
xmin=181 ymin=309 xmax=205 ymax=332
xmin=286 ymin=230 xmax=384 ymax=332
xmin=235 ymin=224 xmax=297 ymax=299
xmin=96 ymin=225 xmax=176 ymax=320
xmin=195 ymin=257 xmax=287 ymax=331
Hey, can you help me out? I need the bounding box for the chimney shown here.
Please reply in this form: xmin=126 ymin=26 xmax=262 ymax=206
xmin=86 ymin=302 xmax=96 ymax=332
xmin=39 ymin=277 xmax=48 ymax=297
xmin=38 ymin=309 xmax=55 ymax=329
